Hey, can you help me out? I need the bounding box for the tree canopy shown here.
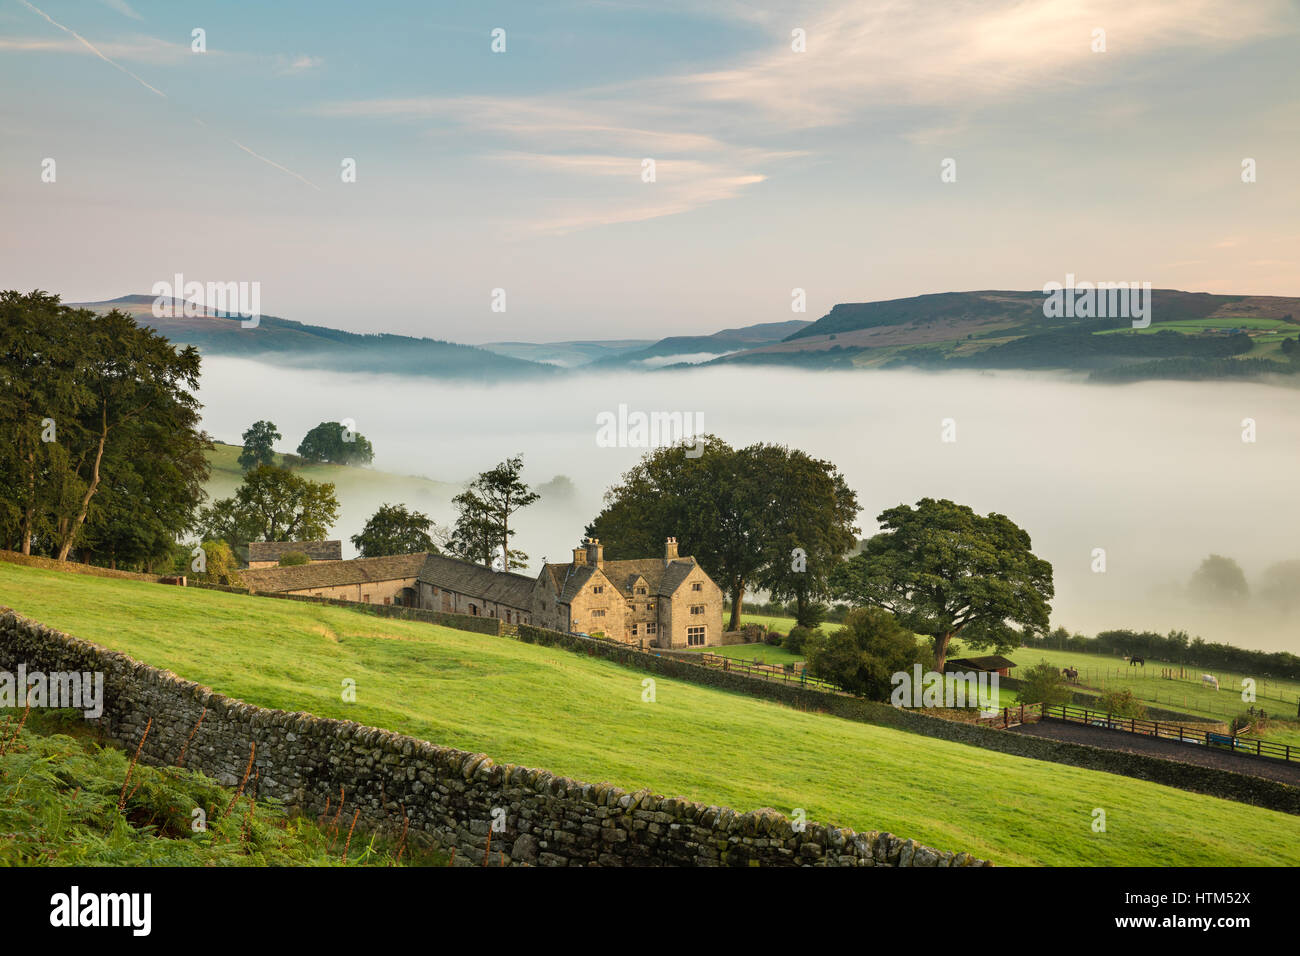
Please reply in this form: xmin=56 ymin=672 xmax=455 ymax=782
xmin=0 ymin=290 xmax=210 ymax=567
xmin=586 ymin=436 xmax=859 ymax=630
xmin=297 ymin=421 xmax=374 ymax=466
xmin=238 ymin=420 xmax=281 ymax=471
xmin=351 ymin=502 xmax=441 ymax=558
xmin=831 ymin=498 xmax=1054 ymax=669
xmin=196 ymin=465 xmax=339 ymax=560
xmin=447 ymin=456 xmax=538 ymax=569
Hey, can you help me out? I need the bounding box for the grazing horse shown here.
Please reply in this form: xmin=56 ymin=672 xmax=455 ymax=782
xmin=1061 ymin=666 xmax=1079 ymax=684
xmin=1128 ymin=656 xmax=1144 ymax=667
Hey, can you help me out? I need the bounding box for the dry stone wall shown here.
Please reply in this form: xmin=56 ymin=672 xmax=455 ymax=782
xmin=0 ymin=609 xmax=989 ymax=867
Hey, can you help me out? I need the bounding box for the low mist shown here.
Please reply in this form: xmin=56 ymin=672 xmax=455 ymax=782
xmin=197 ymin=357 xmax=1300 ymax=653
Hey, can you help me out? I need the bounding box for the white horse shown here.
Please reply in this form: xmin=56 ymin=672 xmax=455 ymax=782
xmin=1201 ymin=674 xmax=1219 ymax=691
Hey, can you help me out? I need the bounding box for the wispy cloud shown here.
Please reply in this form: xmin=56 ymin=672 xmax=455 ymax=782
xmin=96 ymin=0 xmax=143 ymax=21
xmin=276 ymin=53 xmax=323 ymax=75
xmin=310 ymin=0 xmax=1294 ymax=234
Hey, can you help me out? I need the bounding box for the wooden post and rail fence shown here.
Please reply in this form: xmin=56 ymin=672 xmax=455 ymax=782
xmin=1005 ymin=701 xmax=1297 ymax=764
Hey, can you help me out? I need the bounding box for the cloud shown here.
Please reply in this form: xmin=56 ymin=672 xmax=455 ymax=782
xmin=276 ymin=54 xmax=323 ymax=74
xmin=96 ymin=0 xmax=143 ymax=20
xmin=310 ymin=0 xmax=1296 ymax=233
xmin=0 ymin=33 xmax=188 ymax=62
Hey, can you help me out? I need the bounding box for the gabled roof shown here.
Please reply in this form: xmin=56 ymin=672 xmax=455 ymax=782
xmin=246 ymin=540 xmax=342 ymax=564
xmin=540 ymin=556 xmax=704 ymax=605
xmin=417 ymin=553 xmax=536 ymax=609
xmin=242 ymin=552 xmax=426 ymax=592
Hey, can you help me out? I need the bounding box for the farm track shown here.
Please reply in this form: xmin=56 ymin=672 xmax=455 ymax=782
xmin=1009 ymin=720 xmax=1300 ymax=787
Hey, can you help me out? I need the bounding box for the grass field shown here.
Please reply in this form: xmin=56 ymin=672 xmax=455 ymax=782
xmin=684 ymin=642 xmax=807 ymax=667
xmin=1005 ymin=647 xmax=1300 ymax=748
xmin=2 ymin=562 xmax=1299 ymax=866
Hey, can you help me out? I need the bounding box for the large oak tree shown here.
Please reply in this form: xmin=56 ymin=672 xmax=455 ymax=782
xmin=586 ymin=436 xmax=859 ymax=631
xmin=831 ymin=498 xmax=1054 ymax=670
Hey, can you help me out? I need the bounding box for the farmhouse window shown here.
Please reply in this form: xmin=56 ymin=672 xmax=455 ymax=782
xmin=687 ymin=626 xmax=706 ymax=646
xmin=635 ymin=586 xmax=647 ymax=595
xmin=592 ymin=609 xmax=606 ymax=618
xmin=631 ymin=624 xmax=639 ymax=636
xmin=692 ymin=582 xmax=703 ymax=592
xmin=690 ymin=605 xmax=705 ymax=615
xmin=646 ymin=623 xmax=657 ymax=634
xmin=593 ymin=585 xmax=605 ymax=594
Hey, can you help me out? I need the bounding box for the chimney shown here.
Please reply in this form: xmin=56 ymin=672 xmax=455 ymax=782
xmin=664 ymin=536 xmax=678 ymax=564
xmin=572 ymin=543 xmax=587 ymax=566
xmin=586 ymin=537 xmax=604 ymax=568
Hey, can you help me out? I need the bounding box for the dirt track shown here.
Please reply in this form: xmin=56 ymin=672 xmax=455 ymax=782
xmin=1009 ymin=719 xmax=1300 ymax=787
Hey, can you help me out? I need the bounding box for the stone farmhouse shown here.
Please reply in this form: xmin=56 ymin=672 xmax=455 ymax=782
xmin=239 ymin=537 xmax=724 ymax=648
xmin=533 ymin=538 xmax=724 ymax=649
xmin=246 ymin=539 xmax=342 ymax=569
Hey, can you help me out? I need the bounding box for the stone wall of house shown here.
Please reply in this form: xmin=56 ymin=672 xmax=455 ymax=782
xmin=0 ymin=608 xmax=989 ymax=867
xmin=660 ymin=563 xmax=724 ymax=648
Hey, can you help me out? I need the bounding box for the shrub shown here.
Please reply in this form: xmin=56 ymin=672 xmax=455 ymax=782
xmin=1096 ymin=688 xmax=1148 ymax=719
xmin=191 ymin=540 xmax=243 ymax=586
xmin=1017 ymin=660 xmax=1073 ymax=708
xmin=803 ymin=608 xmax=929 ymax=699
xmin=785 ymin=625 xmax=815 ymax=655
xmin=279 ymin=552 xmax=311 ymax=567
xmin=764 ymin=631 xmax=784 ymax=647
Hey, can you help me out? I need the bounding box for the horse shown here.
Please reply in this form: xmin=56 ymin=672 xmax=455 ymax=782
xmin=1061 ymin=666 xmax=1079 ymax=684
xmin=1128 ymin=656 xmax=1144 ymax=667
xmin=1201 ymin=673 xmax=1219 ymax=690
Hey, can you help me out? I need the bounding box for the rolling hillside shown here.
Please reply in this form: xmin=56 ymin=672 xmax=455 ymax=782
xmin=69 ymin=295 xmax=555 ymax=382
xmin=2 ymin=561 xmax=1297 ymax=867
xmin=712 ymin=290 xmax=1300 ymax=379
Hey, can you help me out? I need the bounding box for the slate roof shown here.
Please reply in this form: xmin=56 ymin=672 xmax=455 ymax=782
xmin=417 ymin=553 xmax=536 ymax=609
xmin=242 ymin=550 xmax=537 ymax=610
xmin=945 ymin=655 xmax=1018 ymax=672
xmin=241 ymin=552 xmax=427 ymax=592
xmin=246 ymin=540 xmax=342 ymax=564
xmin=541 ymin=556 xmax=701 ymax=604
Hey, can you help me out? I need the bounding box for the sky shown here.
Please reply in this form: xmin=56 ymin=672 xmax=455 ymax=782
xmin=2 ymin=0 xmax=1298 ymax=342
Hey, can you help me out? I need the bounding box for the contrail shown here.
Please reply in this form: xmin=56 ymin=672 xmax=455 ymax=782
xmin=18 ymin=0 xmax=165 ymax=97
xmin=233 ymin=140 xmax=322 ymax=191
xmin=18 ymin=0 xmax=321 ymax=190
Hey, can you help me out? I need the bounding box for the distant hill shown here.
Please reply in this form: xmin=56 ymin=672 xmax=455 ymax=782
xmin=709 ymin=290 xmax=1300 ymax=380
xmin=70 ymin=295 xmax=556 ymax=382
xmin=588 ymin=319 xmax=813 ymax=368
xmin=480 ymin=339 xmax=655 ymax=368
